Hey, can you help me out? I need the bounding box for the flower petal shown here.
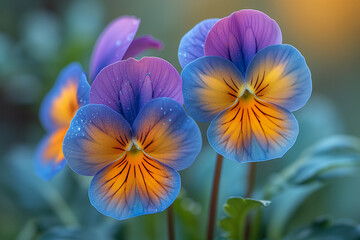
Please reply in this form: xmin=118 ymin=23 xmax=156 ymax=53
xmin=89 ymin=16 xmax=140 ymax=82
xmin=89 ymin=151 xmax=180 ymax=220
xmin=132 ymin=98 xmax=202 ymax=171
xmin=205 ymin=9 xmax=282 ymax=76
xmin=39 ymin=63 xmax=90 ymax=131
xmin=123 ymin=35 xmax=163 ymax=60
xmin=207 ymin=96 xmax=298 ymax=163
xmin=63 ymin=104 xmax=132 ymax=176
xmin=181 ymin=56 xmax=245 ymax=122
xmin=178 ymin=18 xmax=218 ymax=68
xmin=34 ymin=128 xmax=68 ymax=180
xmin=90 ymin=57 xmax=183 ymax=125
xmin=245 ymin=44 xmax=312 ymax=111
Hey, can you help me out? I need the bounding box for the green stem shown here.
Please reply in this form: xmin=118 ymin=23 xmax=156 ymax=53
xmin=167 ymin=204 xmax=175 ymax=240
xmin=245 ymin=162 xmax=257 ymax=240
xmin=245 ymin=162 xmax=256 ymax=198
xmin=206 ymin=154 xmax=224 ymax=240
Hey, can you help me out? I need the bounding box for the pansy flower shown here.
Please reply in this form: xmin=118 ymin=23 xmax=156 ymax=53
xmin=180 ymin=10 xmax=312 ymax=162
xmin=35 ymin=16 xmax=162 ymax=180
xmin=35 ymin=63 xmax=90 ymax=180
xmin=63 ymin=57 xmax=202 ymax=220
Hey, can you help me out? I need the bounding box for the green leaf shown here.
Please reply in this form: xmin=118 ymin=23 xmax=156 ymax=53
xmin=219 ymin=197 xmax=270 ymax=240
xmin=290 ymin=136 xmax=360 ymax=184
xmin=267 ymin=183 xmax=322 ymax=240
xmin=265 ymin=135 xmax=360 ymax=199
xmin=282 ymin=217 xmax=360 ymax=240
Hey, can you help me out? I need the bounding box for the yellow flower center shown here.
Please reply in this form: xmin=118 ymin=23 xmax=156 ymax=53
xmin=128 ymin=142 xmax=141 ymax=154
xmin=124 ymin=141 xmax=145 ymax=164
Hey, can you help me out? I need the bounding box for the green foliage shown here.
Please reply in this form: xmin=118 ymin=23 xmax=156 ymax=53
xmin=219 ymin=197 xmax=270 ymax=240
xmin=283 ymin=217 xmax=360 ymax=240
xmin=264 ymin=135 xmax=360 ymax=240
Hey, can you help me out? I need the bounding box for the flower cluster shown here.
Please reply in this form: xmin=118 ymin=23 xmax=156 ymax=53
xmin=36 ymin=9 xmax=312 ymax=222
xmin=179 ymin=9 xmax=312 ymax=163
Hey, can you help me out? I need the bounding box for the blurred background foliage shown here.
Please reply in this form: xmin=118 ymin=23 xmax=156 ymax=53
xmin=1 ymin=0 xmax=360 ymax=239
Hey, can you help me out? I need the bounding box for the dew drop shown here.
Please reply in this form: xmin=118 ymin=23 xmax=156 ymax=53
xmin=127 ymin=33 xmax=134 ymax=41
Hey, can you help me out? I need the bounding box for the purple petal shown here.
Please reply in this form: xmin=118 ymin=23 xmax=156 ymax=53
xmin=178 ymin=18 xmax=218 ymax=68
xmin=90 ymin=57 xmax=183 ymax=125
xmin=89 ymin=16 xmax=140 ymax=82
xmin=123 ymin=35 xmax=163 ymax=59
xmin=204 ymin=9 xmax=282 ymax=76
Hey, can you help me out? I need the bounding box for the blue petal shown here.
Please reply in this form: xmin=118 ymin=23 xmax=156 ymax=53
xmin=34 ymin=130 xmax=68 ymax=180
xmin=63 ymin=104 xmax=132 ymax=176
xmin=39 ymin=62 xmax=90 ymax=131
xmin=89 ymin=152 xmax=181 ymax=220
xmin=245 ymin=44 xmax=312 ymax=112
xmin=132 ymin=97 xmax=202 ymax=170
xmin=207 ymin=97 xmax=299 ymax=163
xmin=181 ymin=56 xmax=245 ymax=122
xmin=178 ymin=18 xmax=218 ymax=68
